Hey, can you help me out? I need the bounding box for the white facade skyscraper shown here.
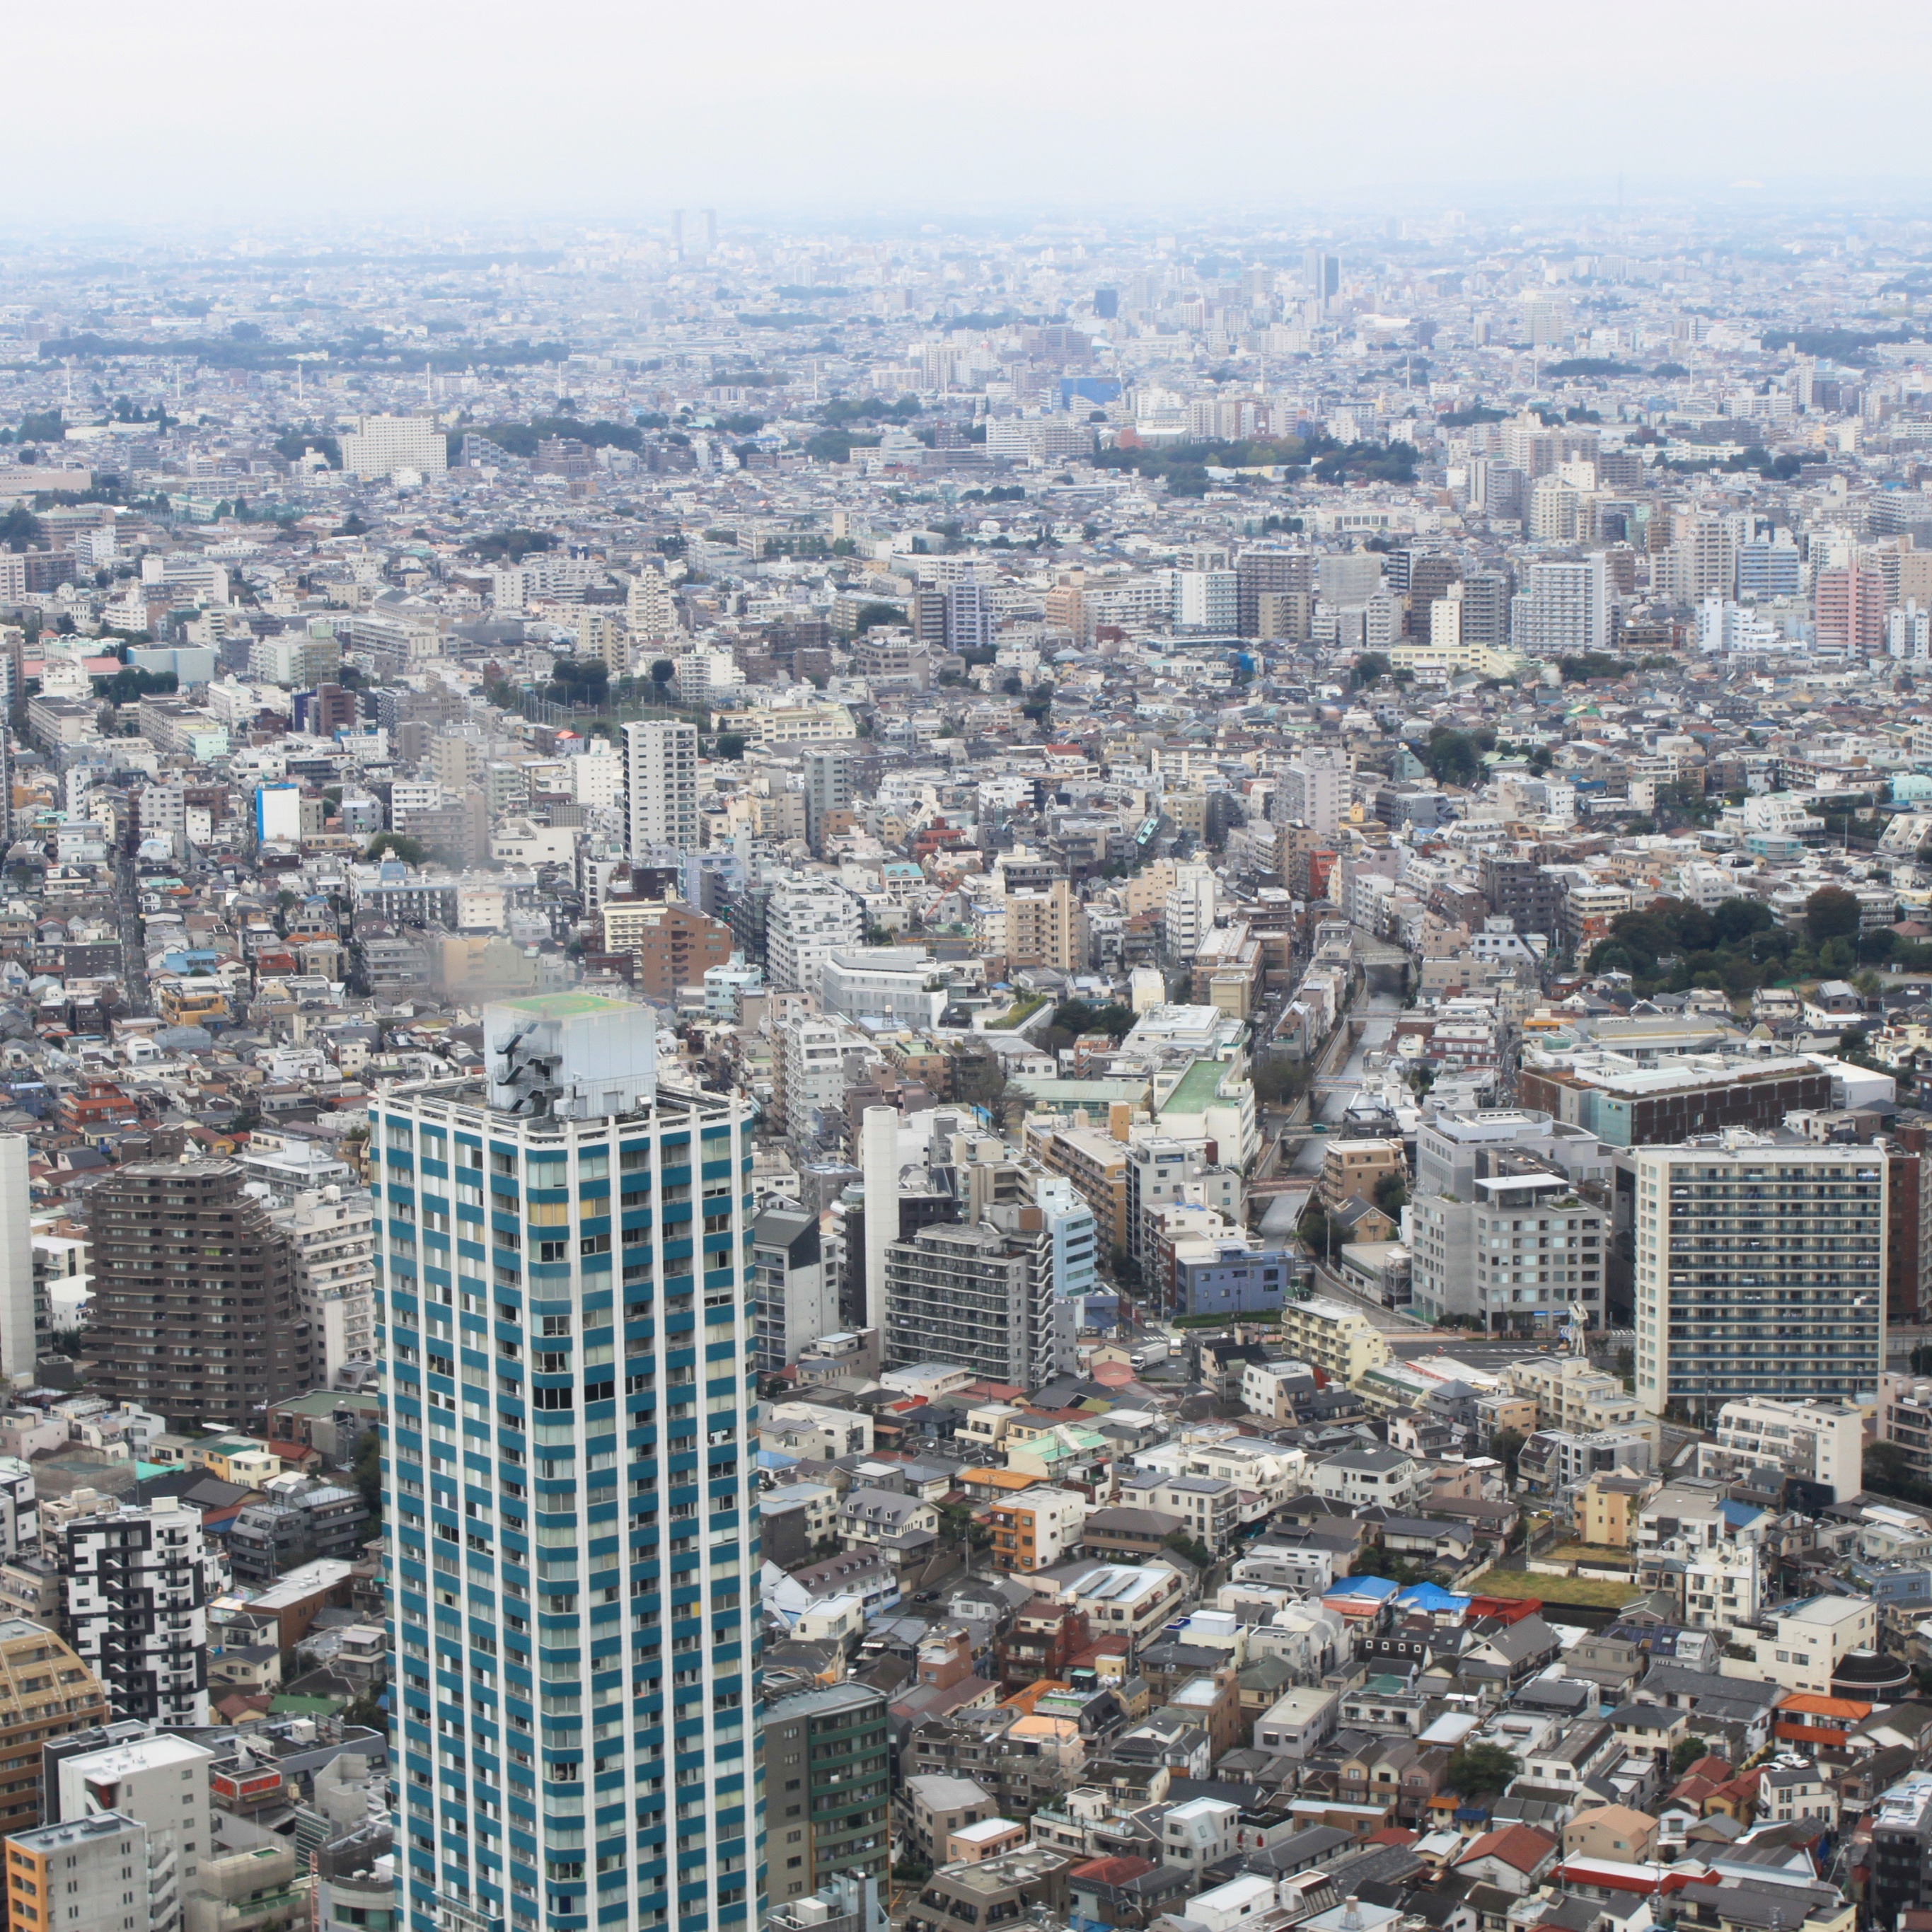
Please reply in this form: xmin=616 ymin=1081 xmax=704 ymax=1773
xmin=378 ymin=993 xmax=761 ymax=1932
xmin=1513 ymin=555 xmax=1611 ymax=655
xmin=1633 ymin=1133 xmax=1885 ymax=1423
xmin=624 ymin=720 xmax=700 ymax=860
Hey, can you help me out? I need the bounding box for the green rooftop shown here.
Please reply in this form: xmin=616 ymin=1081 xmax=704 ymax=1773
xmin=494 ymin=993 xmax=637 ymax=1018
xmin=1159 ymin=1057 xmax=1228 ymax=1117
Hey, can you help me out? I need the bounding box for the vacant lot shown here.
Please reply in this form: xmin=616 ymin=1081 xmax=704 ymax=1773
xmin=1467 ymin=1567 xmax=1645 ymax=1609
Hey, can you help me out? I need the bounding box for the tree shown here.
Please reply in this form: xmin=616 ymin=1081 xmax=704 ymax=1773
xmin=1372 ymin=1169 xmax=1408 ymax=1216
xmin=1162 ymin=1530 xmax=1215 ymax=1569
xmin=1488 ymin=1428 xmax=1527 ymax=1483
xmin=1420 ymin=728 xmax=1482 ymax=789
xmin=366 ymin=833 xmax=426 ymax=864
xmin=1864 ymin=1440 xmax=1932 ymax=1505
xmin=1350 ymin=652 xmax=1392 ymax=689
xmin=852 ymin=601 xmax=903 ymax=636
xmin=712 ymin=732 xmax=747 ymax=760
xmin=649 ymin=659 xmax=676 ymax=691
xmin=1445 ymin=1742 xmax=1520 ymax=1802
xmin=1805 ymin=885 xmax=1861 ymax=945
xmin=353 ymin=1426 xmax=382 ymax=1524
xmin=1670 ymin=1735 xmax=1712 ymax=1778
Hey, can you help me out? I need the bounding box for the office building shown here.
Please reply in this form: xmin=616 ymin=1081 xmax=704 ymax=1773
xmin=378 ymin=993 xmax=760 ymax=1932
xmin=1 ymin=1812 xmax=149 ymax=1932
xmin=763 ymin=1684 xmax=889 ymax=1905
xmin=0 ymin=1621 xmax=108 ymax=1832
xmin=1633 ymin=1133 xmax=1885 ymax=1421
xmin=624 ymin=719 xmax=701 ymax=859
xmin=50 ymin=1731 xmax=214 ymax=1932
xmin=1517 ymin=1053 xmax=1832 ymax=1147
xmin=66 ymin=1498 xmax=216 ymax=1725
xmin=86 ymin=1160 xmax=307 ymax=1427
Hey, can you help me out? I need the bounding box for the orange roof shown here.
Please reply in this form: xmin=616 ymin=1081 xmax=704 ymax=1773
xmin=1778 ymin=1692 xmax=1871 ymax=1720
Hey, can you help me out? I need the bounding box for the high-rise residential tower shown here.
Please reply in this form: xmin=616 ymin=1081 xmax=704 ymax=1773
xmin=623 ymin=719 xmax=701 ymax=860
xmin=86 ymin=1159 xmax=306 ymax=1426
xmin=1633 ymin=1132 xmax=1886 ymax=1421
xmin=65 ymin=1498 xmax=217 ymax=1725
xmin=378 ymin=993 xmax=761 ymax=1932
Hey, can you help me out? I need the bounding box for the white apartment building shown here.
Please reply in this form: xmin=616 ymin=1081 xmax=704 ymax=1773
xmin=819 ymin=948 xmax=947 ymax=1028
xmin=1408 ymin=1165 xmax=1607 ymax=1334
xmin=773 ymin=1017 xmax=861 ymax=1143
xmin=271 ymin=1185 xmax=377 ymax=1384
xmin=1749 ymin=1595 xmax=1878 ymax=1696
xmin=623 ymin=718 xmax=700 ymax=858
xmin=1276 ymin=748 xmax=1349 ymax=836
xmin=338 ymin=413 xmax=447 ymax=480
xmin=1514 ymin=555 xmax=1611 ymax=655
xmin=1170 ymin=569 xmax=1238 ymax=631
xmin=627 ymin=567 xmax=678 ymax=639
xmin=1633 ymin=1133 xmax=1886 ymax=1420
xmin=55 ymin=1732 xmax=216 ymax=1932
xmin=2 ymin=1812 xmax=149 ymax=1932
xmin=1696 ymin=1396 xmax=1866 ymax=1503
xmin=567 ymin=737 xmax=625 ymax=809
xmin=765 ymin=879 xmax=864 ymax=997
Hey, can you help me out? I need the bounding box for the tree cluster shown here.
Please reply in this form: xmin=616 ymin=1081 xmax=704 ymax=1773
xmin=1585 ymin=890 xmax=1870 ymax=995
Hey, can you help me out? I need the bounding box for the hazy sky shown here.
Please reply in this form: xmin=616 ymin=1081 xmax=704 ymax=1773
xmin=17 ymin=0 xmax=1932 ymax=227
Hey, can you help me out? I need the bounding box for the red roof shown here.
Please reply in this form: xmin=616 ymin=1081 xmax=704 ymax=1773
xmin=1457 ymin=1824 xmax=1558 ymax=1874
xmin=1070 ymin=1856 xmax=1155 ymax=1885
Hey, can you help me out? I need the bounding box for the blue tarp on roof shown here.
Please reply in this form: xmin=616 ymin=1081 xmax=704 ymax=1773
xmin=1396 ymin=1582 xmax=1473 ymax=1614
xmin=1326 ymin=1575 xmax=1404 ymax=1602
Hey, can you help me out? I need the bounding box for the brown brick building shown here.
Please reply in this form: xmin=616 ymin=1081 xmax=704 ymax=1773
xmin=88 ymin=1160 xmax=308 ymax=1426
xmin=600 ymin=899 xmax=734 ymax=1001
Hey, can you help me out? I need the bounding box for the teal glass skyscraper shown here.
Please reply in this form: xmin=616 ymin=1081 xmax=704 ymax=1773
xmin=377 ymin=994 xmax=761 ymax=1932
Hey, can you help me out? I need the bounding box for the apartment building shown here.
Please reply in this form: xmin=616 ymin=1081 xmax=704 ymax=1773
xmin=1633 ymin=1133 xmax=1886 ymax=1420
xmin=1695 ymin=1395 xmax=1865 ymax=1503
xmin=985 ymin=1486 xmax=1087 ymax=1573
xmin=1274 ymin=1296 xmax=1391 ymax=1387
xmin=764 ymin=1684 xmax=890 ymax=1904
xmin=378 ymin=995 xmax=760 ymax=1932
